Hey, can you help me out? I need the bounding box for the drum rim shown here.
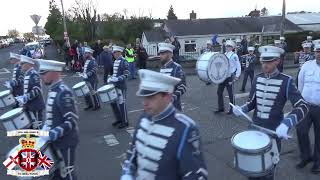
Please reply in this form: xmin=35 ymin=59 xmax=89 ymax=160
xmin=72 ymin=81 xmax=86 ymax=89
xmin=234 ymin=164 xmax=275 ymax=177
xmin=231 ymin=130 xmax=272 ymax=154
xmin=0 ymin=90 xmax=11 ymax=97
xmin=97 ymin=84 xmax=115 ymax=92
xmin=0 ymin=108 xmax=24 ymax=121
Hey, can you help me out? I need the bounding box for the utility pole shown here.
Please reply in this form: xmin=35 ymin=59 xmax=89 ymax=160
xmin=280 ymin=0 xmax=286 ymax=36
xmin=60 ymin=0 xmax=69 ymax=45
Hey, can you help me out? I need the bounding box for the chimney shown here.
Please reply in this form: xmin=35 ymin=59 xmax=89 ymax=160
xmin=190 ymin=10 xmax=197 ymax=20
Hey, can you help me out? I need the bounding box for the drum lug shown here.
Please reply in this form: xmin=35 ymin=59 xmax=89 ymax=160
xmin=270 ymin=139 xmax=280 ymax=164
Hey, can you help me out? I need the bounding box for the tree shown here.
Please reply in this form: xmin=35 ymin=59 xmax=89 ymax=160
xmin=8 ymin=29 xmax=19 ymax=38
xmin=261 ymin=7 xmax=269 ymax=16
xmin=167 ymin=5 xmax=178 ymax=20
xmin=23 ymin=32 xmax=35 ymax=41
xmin=44 ymin=0 xmax=63 ymax=41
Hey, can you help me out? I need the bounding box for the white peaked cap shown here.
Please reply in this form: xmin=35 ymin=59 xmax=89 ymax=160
xmin=20 ymin=55 xmax=35 ymax=64
xmin=206 ymin=40 xmax=212 ymax=45
xmin=280 ymin=36 xmax=285 ymax=40
xmin=302 ymin=42 xmax=312 ymax=48
xmin=136 ymin=69 xmax=181 ymax=97
xmin=247 ymin=47 xmax=255 ymax=51
xmin=307 ymin=36 xmax=312 ymax=40
xmin=9 ymin=52 xmax=20 ymax=60
xmin=84 ymin=47 xmax=94 ymax=54
xmin=274 ymin=40 xmax=281 ymax=44
xmin=258 ymin=46 xmax=284 ymax=62
xmin=314 ymin=44 xmax=320 ymax=52
xmin=112 ymin=45 xmax=124 ymax=53
xmin=225 ymin=40 xmax=236 ymax=48
xmin=158 ymin=42 xmax=175 ymax=53
xmin=37 ymin=59 xmax=65 ymax=72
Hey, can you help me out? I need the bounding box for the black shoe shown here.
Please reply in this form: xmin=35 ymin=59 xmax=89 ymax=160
xmin=214 ymin=109 xmax=224 ymax=114
xmin=92 ymin=106 xmax=101 ymax=111
xmin=118 ymin=123 xmax=129 ymax=129
xmin=84 ymin=106 xmax=93 ymax=111
xmin=311 ymin=164 xmax=320 ymax=174
xmin=296 ymin=158 xmax=313 ymax=169
xmin=226 ymin=110 xmax=233 ymax=115
xmin=112 ymin=121 xmax=121 ymax=127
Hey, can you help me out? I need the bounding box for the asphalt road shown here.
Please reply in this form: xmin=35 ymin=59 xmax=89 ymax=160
xmin=0 ymin=44 xmax=318 ymax=180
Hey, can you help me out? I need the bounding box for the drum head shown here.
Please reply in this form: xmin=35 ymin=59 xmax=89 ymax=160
xmin=0 ymin=108 xmax=23 ymax=120
xmin=232 ymin=130 xmax=270 ymax=150
xmin=208 ymin=53 xmax=229 ymax=84
xmin=0 ymin=90 xmax=10 ymax=97
xmin=73 ymin=81 xmax=86 ymax=89
xmin=98 ymin=84 xmax=115 ymax=92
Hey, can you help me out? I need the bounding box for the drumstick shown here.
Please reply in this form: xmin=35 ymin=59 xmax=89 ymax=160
xmin=229 ymin=103 xmax=292 ymax=138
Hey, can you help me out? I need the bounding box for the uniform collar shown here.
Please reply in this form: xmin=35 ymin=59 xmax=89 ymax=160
xmin=163 ymin=59 xmax=174 ymax=68
xmin=149 ymin=103 xmax=175 ymax=122
xmin=264 ymin=68 xmax=280 ymax=79
xmin=49 ymin=79 xmax=63 ymax=89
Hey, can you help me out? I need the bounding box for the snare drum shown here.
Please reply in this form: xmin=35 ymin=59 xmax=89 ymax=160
xmin=7 ymin=138 xmax=60 ymax=177
xmin=231 ymin=130 xmax=275 ymax=177
xmin=196 ymin=52 xmax=217 ymax=82
xmin=0 ymin=90 xmax=16 ymax=108
xmin=72 ymin=81 xmax=90 ymax=97
xmin=97 ymin=84 xmax=118 ymax=103
xmin=0 ymin=108 xmax=31 ymax=131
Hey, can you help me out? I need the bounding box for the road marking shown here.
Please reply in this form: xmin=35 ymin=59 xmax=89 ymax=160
xmin=186 ymin=107 xmax=199 ymax=111
xmin=0 ymin=68 xmax=11 ymax=74
xmin=103 ymin=134 xmax=119 ymax=146
xmin=126 ymin=127 xmax=135 ymax=137
xmin=226 ymin=92 xmax=250 ymax=99
xmin=128 ymin=109 xmax=144 ymax=114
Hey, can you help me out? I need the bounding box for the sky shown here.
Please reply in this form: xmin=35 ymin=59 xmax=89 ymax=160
xmin=1 ymin=0 xmax=319 ymax=36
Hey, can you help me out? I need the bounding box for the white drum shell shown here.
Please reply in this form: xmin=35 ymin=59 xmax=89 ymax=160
xmin=0 ymin=108 xmax=31 ymax=131
xmin=0 ymin=90 xmax=16 ymax=108
xmin=72 ymin=82 xmax=90 ymax=97
xmin=231 ymin=130 xmax=274 ymax=177
xmin=196 ymin=52 xmax=218 ymax=82
xmin=97 ymin=85 xmax=118 ymax=103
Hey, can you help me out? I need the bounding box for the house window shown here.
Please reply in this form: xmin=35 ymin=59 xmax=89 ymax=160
xmin=262 ymin=35 xmax=279 ymax=45
xmin=185 ymin=40 xmax=196 ymax=52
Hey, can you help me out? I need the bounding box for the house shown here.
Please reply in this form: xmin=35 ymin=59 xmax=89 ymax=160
xmin=286 ymin=13 xmax=320 ymax=32
xmin=142 ymin=12 xmax=302 ymax=60
xmin=141 ymin=29 xmax=167 ymax=56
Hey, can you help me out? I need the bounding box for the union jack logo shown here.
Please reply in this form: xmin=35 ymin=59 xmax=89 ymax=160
xmin=37 ymin=151 xmax=54 ymax=170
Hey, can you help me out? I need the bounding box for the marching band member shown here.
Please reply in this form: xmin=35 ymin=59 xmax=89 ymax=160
xmin=296 ymin=43 xmax=320 ymax=174
xmin=4 ymin=53 xmax=24 ymax=101
xmin=295 ymin=41 xmax=314 ymax=86
xmin=158 ymin=42 xmax=187 ymax=111
xmin=274 ymin=38 xmax=287 ymax=72
xmin=201 ymin=40 xmax=214 ymax=53
xmin=81 ymin=47 xmax=100 ymax=111
xmin=38 ymin=59 xmax=79 ymax=180
xmin=108 ymin=45 xmax=129 ymax=129
xmin=15 ymin=55 xmax=45 ymax=129
xmin=240 ymin=47 xmax=257 ymax=92
xmin=215 ymin=40 xmax=241 ymax=114
xmin=306 ymin=36 xmax=314 ymax=50
xmin=233 ymin=45 xmax=310 ymax=180
xmin=120 ymin=69 xmax=208 ymax=180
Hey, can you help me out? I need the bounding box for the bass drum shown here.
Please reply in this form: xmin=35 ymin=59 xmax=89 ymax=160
xmin=196 ymin=52 xmax=218 ymax=83
xmin=208 ymin=53 xmax=229 ymax=84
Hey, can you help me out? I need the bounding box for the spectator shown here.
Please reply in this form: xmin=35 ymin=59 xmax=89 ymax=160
xmin=100 ymin=45 xmax=113 ymax=84
xmin=77 ymin=43 xmax=84 ymax=64
xmin=221 ymin=39 xmax=226 ymax=53
xmin=241 ymin=35 xmax=248 ymax=55
xmin=62 ymin=40 xmax=71 ymax=70
xmin=124 ymin=43 xmax=136 ymax=80
xmin=172 ymin=37 xmax=181 ymax=63
xmin=136 ymin=43 xmax=148 ymax=69
xmin=93 ymin=40 xmax=103 ymax=66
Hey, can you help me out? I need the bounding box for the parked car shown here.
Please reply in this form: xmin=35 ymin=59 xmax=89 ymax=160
xmin=25 ymin=41 xmax=45 ymax=58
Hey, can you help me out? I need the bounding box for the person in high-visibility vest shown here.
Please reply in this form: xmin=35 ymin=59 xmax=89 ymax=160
xmin=124 ymin=43 xmax=136 ymax=80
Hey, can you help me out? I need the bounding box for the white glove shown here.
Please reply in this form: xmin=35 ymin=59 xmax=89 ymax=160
xmin=15 ymin=95 xmax=27 ymax=106
xmin=41 ymin=124 xmax=51 ymax=131
xmin=276 ymin=123 xmax=289 ymax=140
xmin=4 ymin=81 xmax=12 ymax=89
xmin=110 ymin=76 xmax=119 ymax=82
xmin=120 ymin=174 xmax=134 ymax=180
xmin=80 ymin=73 xmax=88 ymax=79
xmin=232 ymin=105 xmax=243 ymax=117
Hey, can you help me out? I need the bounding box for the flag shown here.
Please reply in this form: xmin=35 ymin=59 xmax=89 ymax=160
xmin=37 ymin=151 xmax=53 ymax=170
xmin=3 ymin=150 xmax=19 ymax=170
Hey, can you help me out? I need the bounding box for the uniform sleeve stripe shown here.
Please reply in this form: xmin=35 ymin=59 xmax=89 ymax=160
xmin=177 ymin=125 xmax=189 ymax=160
